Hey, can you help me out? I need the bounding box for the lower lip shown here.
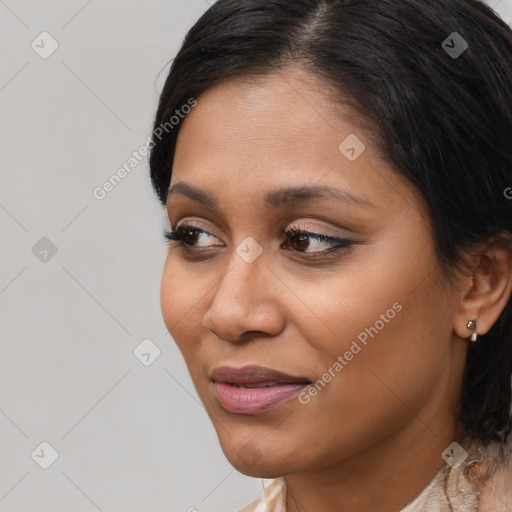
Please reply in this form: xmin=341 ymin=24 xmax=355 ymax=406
xmin=212 ymin=381 xmax=308 ymax=414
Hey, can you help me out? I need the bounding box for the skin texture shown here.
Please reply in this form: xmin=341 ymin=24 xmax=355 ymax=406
xmin=160 ymin=66 xmax=512 ymax=512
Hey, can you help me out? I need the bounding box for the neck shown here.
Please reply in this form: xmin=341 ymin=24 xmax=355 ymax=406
xmin=285 ymin=419 xmax=468 ymax=512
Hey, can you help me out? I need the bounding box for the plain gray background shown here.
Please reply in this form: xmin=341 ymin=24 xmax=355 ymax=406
xmin=1 ymin=1 xmax=511 ymax=511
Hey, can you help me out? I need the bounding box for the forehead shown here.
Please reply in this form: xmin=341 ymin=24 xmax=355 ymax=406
xmin=170 ymin=67 xmax=421 ymax=218
xmin=175 ymin=68 xmax=362 ymax=160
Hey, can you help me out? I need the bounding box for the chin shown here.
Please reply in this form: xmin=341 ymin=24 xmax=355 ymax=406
xmin=232 ymin=462 xmax=284 ymax=479
xmin=227 ymin=456 xmax=290 ymax=479
xmin=217 ymin=437 xmax=296 ymax=478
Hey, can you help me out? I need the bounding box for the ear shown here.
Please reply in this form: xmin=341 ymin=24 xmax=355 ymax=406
xmin=453 ymin=232 xmax=512 ymax=340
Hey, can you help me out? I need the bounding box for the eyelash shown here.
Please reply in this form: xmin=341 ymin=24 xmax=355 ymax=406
xmin=162 ymin=224 xmax=354 ymax=259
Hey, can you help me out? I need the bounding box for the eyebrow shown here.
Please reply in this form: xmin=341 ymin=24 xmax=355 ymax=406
xmin=167 ymin=182 xmax=377 ymax=209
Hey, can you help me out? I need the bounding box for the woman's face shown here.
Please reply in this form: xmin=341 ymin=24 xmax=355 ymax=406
xmin=161 ymin=66 xmax=468 ymax=477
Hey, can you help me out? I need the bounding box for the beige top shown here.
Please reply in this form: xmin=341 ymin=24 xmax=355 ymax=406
xmin=238 ymin=437 xmax=512 ymax=512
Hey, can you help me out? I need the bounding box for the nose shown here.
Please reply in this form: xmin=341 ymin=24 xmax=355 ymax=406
xmin=201 ymin=250 xmax=285 ymax=343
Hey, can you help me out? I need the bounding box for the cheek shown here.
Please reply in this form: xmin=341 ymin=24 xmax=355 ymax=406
xmin=285 ymin=249 xmax=455 ymax=418
xmin=160 ymin=260 xmax=180 ymax=329
xmin=293 ymin=227 xmax=445 ymax=362
xmin=160 ymin=257 xmax=226 ymax=388
xmin=263 ymin=284 xmax=456 ymax=471
xmin=160 ymin=258 xmax=202 ymax=354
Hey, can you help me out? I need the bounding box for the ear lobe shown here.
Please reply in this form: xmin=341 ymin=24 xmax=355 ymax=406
xmin=453 ymin=233 xmax=512 ymax=340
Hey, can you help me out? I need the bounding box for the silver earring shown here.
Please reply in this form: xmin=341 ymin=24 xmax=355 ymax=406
xmin=466 ymin=319 xmax=480 ymax=343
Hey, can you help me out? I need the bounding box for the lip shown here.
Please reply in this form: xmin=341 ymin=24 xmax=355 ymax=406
xmin=210 ymin=365 xmax=311 ymax=414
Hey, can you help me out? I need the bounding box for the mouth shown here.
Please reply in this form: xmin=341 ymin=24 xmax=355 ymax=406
xmin=210 ymin=365 xmax=311 ymax=414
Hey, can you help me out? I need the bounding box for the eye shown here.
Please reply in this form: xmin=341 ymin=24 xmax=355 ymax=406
xmin=163 ymin=223 xmax=355 ymax=259
xmin=281 ymin=227 xmax=354 ymax=257
xmin=162 ymin=224 xmax=221 ymax=249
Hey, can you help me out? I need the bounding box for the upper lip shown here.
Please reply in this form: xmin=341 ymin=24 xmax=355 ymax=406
xmin=210 ymin=365 xmax=311 ymax=385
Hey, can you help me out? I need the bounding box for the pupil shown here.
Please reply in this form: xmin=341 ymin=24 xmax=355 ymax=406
xmin=293 ymin=234 xmax=309 ymax=251
xmin=185 ymin=229 xmax=198 ymax=245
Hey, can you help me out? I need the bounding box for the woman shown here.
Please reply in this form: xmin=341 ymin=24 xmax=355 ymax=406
xmin=149 ymin=0 xmax=512 ymax=510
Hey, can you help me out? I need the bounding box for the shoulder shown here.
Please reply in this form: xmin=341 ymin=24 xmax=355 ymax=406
xmin=478 ymin=437 xmax=512 ymax=511
xmin=236 ymin=478 xmax=287 ymax=512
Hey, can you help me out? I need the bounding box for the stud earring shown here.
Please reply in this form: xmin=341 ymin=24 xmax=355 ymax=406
xmin=466 ymin=319 xmax=480 ymax=343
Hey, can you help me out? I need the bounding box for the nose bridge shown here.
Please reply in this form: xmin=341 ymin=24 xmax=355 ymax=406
xmin=217 ymin=230 xmax=269 ymax=298
xmin=202 ymin=243 xmax=281 ymax=341
xmin=213 ymin=245 xmax=266 ymax=312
